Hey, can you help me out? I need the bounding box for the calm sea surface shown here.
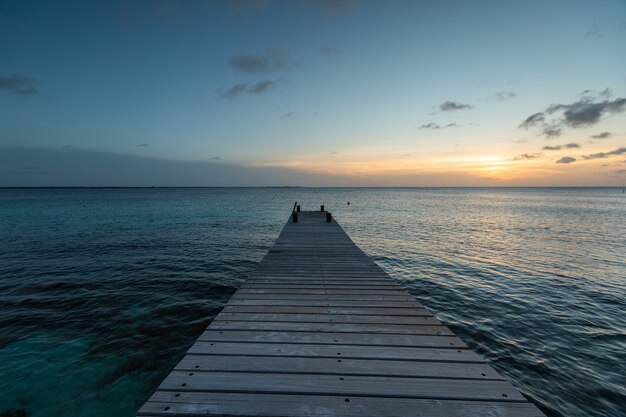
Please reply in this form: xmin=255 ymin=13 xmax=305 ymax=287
xmin=0 ymin=188 xmax=624 ymax=417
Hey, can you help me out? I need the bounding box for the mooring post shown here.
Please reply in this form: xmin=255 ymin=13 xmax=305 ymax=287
xmin=296 ymin=205 xmax=301 ymax=212
xmin=320 ymin=205 xmax=325 ymax=212
xmin=326 ymin=212 xmax=332 ymax=222
xmin=292 ymin=212 xmax=298 ymax=223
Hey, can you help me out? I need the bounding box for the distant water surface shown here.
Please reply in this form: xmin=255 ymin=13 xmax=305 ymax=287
xmin=0 ymin=188 xmax=624 ymax=417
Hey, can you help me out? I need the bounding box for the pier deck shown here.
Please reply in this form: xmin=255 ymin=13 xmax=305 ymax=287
xmin=138 ymin=209 xmax=545 ymax=417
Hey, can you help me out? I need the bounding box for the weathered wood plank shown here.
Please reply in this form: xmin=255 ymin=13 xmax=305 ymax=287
xmin=156 ymin=371 xmax=527 ymax=401
xmin=214 ymin=312 xmax=442 ymax=325
xmin=174 ymin=355 xmax=503 ymax=379
xmin=187 ymin=341 xmax=478 ymax=362
xmin=208 ymin=321 xmax=450 ymax=335
xmin=221 ymin=305 xmax=428 ymax=316
xmin=139 ymin=393 xmax=544 ymax=417
xmin=197 ymin=330 xmax=467 ymax=348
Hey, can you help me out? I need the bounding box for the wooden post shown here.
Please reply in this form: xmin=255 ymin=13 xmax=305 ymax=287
xmin=326 ymin=212 xmax=332 ymax=222
xmin=296 ymin=205 xmax=301 ymax=212
xmin=292 ymin=212 xmax=298 ymax=223
xmin=320 ymin=205 xmax=325 ymax=212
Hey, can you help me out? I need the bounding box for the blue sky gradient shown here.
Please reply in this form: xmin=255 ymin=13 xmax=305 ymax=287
xmin=1 ymin=0 xmax=625 ymax=185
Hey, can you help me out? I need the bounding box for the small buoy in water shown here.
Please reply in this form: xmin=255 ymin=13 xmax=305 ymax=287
xmin=347 ymin=201 xmax=350 ymax=205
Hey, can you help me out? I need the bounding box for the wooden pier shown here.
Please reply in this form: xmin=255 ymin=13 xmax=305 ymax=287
xmin=138 ymin=208 xmax=545 ymax=417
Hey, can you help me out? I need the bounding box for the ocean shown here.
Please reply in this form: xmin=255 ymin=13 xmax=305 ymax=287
xmin=0 ymin=187 xmax=624 ymax=417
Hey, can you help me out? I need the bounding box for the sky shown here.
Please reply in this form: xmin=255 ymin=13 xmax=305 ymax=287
xmin=1 ymin=0 xmax=625 ymax=186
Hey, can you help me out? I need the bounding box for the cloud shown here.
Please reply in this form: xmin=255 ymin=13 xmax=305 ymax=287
xmin=519 ymin=112 xmax=545 ymax=129
xmin=136 ymin=143 xmax=150 ymax=148
xmin=280 ymin=111 xmax=293 ymax=119
xmin=582 ymin=147 xmax=626 ymax=160
xmin=439 ymin=101 xmax=473 ymax=111
xmin=556 ymin=156 xmax=576 ymax=164
xmin=219 ymin=79 xmax=285 ymax=98
xmin=547 ymin=98 xmax=626 ymax=128
xmin=320 ymin=44 xmax=343 ymax=58
xmin=487 ymin=91 xmax=517 ymax=101
xmin=0 ymin=75 xmax=39 ymax=96
xmin=520 ymin=89 xmax=626 ymax=137
xmin=542 ymin=143 xmax=580 ymax=151
xmin=419 ymin=122 xmax=460 ymax=130
xmin=513 ymin=153 xmax=541 ymax=161
xmin=228 ymin=48 xmax=296 ymax=74
xmin=511 ymin=138 xmax=529 ymax=144
xmin=207 ymin=156 xmax=221 ymax=161
xmin=542 ymin=125 xmax=562 ymax=138
xmin=614 ymin=169 xmax=626 ymax=175
xmin=590 ymin=131 xmax=611 ymax=139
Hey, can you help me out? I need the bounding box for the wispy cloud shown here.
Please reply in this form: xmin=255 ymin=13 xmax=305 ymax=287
xmin=439 ymin=101 xmax=473 ymax=111
xmin=0 ymin=75 xmax=38 ymax=96
xmin=136 ymin=143 xmax=150 ymax=148
xmin=219 ymin=79 xmax=286 ymax=98
xmin=485 ymin=91 xmax=516 ymax=101
xmin=590 ymin=131 xmax=611 ymax=139
xmin=556 ymin=156 xmax=576 ymax=164
xmin=280 ymin=111 xmax=293 ymax=119
xmin=228 ymin=48 xmax=296 ymax=74
xmin=513 ymin=153 xmax=541 ymax=161
xmin=582 ymin=147 xmax=626 ymax=160
xmin=542 ymin=143 xmax=580 ymax=151
xmin=419 ymin=122 xmax=460 ymax=129
xmin=207 ymin=156 xmax=221 ymax=161
xmin=541 ymin=125 xmax=562 ymax=138
xmin=519 ymin=112 xmax=545 ymax=129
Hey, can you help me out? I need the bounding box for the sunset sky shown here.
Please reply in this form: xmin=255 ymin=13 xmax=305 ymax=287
xmin=1 ymin=0 xmax=625 ymax=186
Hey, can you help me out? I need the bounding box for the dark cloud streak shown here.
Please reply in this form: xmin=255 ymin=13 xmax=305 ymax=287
xmin=556 ymin=156 xmax=576 ymax=164
xmin=228 ymin=48 xmax=296 ymax=74
xmin=590 ymin=131 xmax=611 ymax=139
xmin=0 ymin=75 xmax=38 ymax=96
xmin=219 ymin=79 xmax=285 ymax=98
xmin=582 ymin=147 xmax=626 ymax=160
xmin=439 ymin=101 xmax=473 ymax=111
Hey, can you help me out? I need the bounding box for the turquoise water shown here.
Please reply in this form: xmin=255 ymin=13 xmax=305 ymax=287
xmin=0 ymin=188 xmax=624 ymax=417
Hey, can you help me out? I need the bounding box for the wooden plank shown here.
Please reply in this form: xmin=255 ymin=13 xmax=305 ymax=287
xmin=214 ymin=312 xmax=442 ymax=325
xmin=173 ymin=355 xmax=503 ymax=379
xmin=139 ymin=393 xmax=545 ymax=417
xmin=221 ymin=305 xmax=429 ymax=316
xmin=230 ymin=294 xmax=415 ymax=301
xmin=227 ymin=299 xmax=424 ymax=308
xmin=156 ymin=371 xmax=527 ymax=401
xmin=197 ymin=330 xmax=467 ymax=348
xmin=187 ymin=341 xmax=479 ymax=362
xmin=208 ymin=321 xmax=451 ymax=335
